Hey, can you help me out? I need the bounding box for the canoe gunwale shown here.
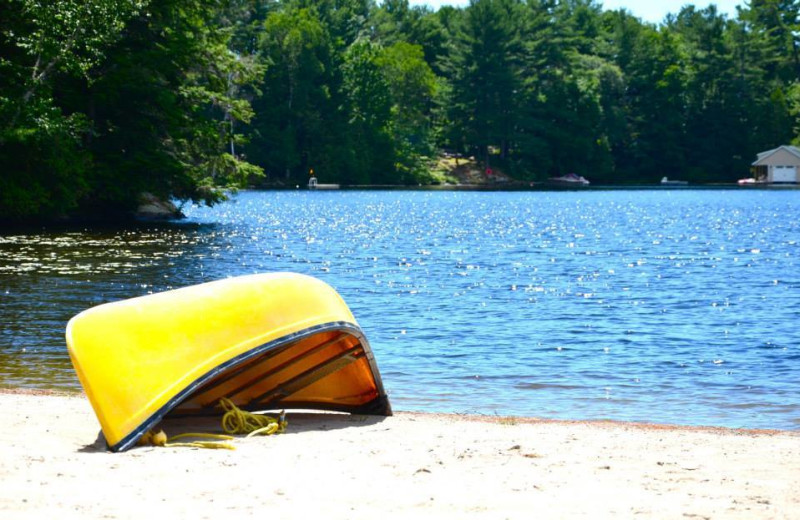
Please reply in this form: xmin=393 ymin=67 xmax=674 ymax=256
xmin=109 ymin=320 xmax=391 ymax=452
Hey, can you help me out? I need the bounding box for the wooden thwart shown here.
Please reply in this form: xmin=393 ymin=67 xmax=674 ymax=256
xmin=249 ymin=345 xmax=365 ymax=407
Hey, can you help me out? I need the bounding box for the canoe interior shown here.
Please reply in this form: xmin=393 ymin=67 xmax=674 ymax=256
xmin=172 ymin=327 xmax=392 ymax=417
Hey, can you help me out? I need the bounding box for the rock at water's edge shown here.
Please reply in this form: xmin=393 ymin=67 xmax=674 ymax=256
xmin=136 ymin=193 xmax=183 ymax=220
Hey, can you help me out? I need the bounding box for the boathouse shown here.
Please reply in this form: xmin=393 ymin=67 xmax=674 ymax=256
xmin=751 ymin=145 xmax=800 ymax=183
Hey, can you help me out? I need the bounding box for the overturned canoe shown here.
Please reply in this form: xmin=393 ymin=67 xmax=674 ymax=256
xmin=66 ymin=273 xmax=391 ymax=452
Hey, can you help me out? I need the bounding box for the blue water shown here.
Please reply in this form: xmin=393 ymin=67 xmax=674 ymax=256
xmin=1 ymin=189 xmax=799 ymax=430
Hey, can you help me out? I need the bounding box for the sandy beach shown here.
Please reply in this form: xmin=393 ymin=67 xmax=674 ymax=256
xmin=1 ymin=390 xmax=798 ymax=519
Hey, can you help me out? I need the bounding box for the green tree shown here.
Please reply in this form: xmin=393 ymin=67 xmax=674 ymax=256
xmin=445 ymin=0 xmax=521 ymax=165
xmin=608 ymin=15 xmax=689 ymax=182
xmin=376 ymin=41 xmax=438 ymax=181
xmin=341 ymin=39 xmax=393 ymax=184
xmin=0 ymin=0 xmax=146 ymax=219
xmin=371 ymin=0 xmax=446 ymax=71
xmin=741 ymin=0 xmax=800 ymax=82
xmin=249 ymin=6 xmax=335 ymax=183
xmin=1 ymin=0 xmax=263 ymax=221
xmin=515 ymin=0 xmax=615 ymax=179
xmin=82 ymin=0 xmax=263 ymax=212
xmin=788 ymin=82 xmax=800 ymax=144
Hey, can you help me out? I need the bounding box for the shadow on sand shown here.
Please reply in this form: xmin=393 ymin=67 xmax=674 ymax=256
xmin=79 ymin=412 xmax=388 ymax=453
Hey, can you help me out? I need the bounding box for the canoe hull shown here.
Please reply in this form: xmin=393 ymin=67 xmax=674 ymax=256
xmin=66 ymin=273 xmax=391 ymax=451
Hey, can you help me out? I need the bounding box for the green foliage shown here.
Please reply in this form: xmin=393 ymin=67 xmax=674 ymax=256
xmin=1 ymin=0 xmax=263 ymax=221
xmin=445 ymin=0 xmax=521 ymax=163
xmin=0 ymin=123 xmax=91 ymax=219
xmin=374 ymin=41 xmax=437 ymax=183
xmin=0 ymin=0 xmax=144 ymax=219
xmin=249 ymin=5 xmax=336 ymax=184
xmin=3 ymin=0 xmax=800 ymax=221
xmin=788 ymin=83 xmax=800 ymax=145
xmin=341 ymin=39 xmax=394 ymax=184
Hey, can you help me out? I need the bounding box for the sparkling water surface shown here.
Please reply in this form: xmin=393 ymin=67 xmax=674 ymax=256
xmin=1 ymin=189 xmax=799 ymax=430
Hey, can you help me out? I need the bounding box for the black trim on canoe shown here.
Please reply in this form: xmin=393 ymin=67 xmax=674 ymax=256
xmin=110 ymin=321 xmax=391 ymax=452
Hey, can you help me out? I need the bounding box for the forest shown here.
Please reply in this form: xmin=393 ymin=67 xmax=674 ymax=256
xmin=1 ymin=0 xmax=799 ymax=220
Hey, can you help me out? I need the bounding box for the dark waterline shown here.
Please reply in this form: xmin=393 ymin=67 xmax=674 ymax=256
xmin=1 ymin=189 xmax=798 ymax=430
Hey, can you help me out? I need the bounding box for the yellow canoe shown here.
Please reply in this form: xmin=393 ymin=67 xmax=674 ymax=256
xmin=66 ymin=273 xmax=391 ymax=451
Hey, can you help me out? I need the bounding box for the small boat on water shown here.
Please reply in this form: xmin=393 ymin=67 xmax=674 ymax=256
xmin=66 ymin=273 xmax=391 ymax=452
xmin=737 ymin=177 xmax=767 ymax=186
xmin=660 ymin=176 xmax=688 ymax=186
xmin=308 ymin=176 xmax=340 ymax=190
xmin=547 ymin=173 xmax=590 ymax=186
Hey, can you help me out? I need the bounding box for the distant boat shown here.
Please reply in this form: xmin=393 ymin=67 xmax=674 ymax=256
xmin=660 ymin=177 xmax=688 ymax=186
xmin=548 ymin=173 xmax=590 ymax=186
xmin=308 ymin=176 xmax=340 ymax=190
xmin=737 ymin=177 xmax=766 ymax=186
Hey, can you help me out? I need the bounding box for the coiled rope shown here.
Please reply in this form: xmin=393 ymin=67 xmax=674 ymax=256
xmin=137 ymin=398 xmax=287 ymax=450
xmin=219 ymin=397 xmax=287 ymax=437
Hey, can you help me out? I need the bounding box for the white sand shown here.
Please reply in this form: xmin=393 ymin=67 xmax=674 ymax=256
xmin=1 ymin=390 xmax=798 ymax=519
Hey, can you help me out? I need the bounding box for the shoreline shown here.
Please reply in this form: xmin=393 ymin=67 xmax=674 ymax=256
xmin=2 ymin=390 xmax=798 ymax=518
xmin=3 ymin=387 xmax=794 ymax=436
xmin=3 ymin=183 xmax=798 ymax=227
xmin=252 ymin=182 xmax=800 ymax=191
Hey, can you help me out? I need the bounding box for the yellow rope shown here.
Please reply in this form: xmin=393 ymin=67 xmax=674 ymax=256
xmin=219 ymin=397 xmax=287 ymax=437
xmin=165 ymin=432 xmax=236 ymax=450
xmin=137 ymin=429 xmax=235 ymax=450
xmin=137 ymin=398 xmax=287 ymax=450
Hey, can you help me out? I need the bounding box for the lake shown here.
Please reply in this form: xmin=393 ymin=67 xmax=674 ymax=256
xmin=1 ymin=189 xmax=798 ymax=430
